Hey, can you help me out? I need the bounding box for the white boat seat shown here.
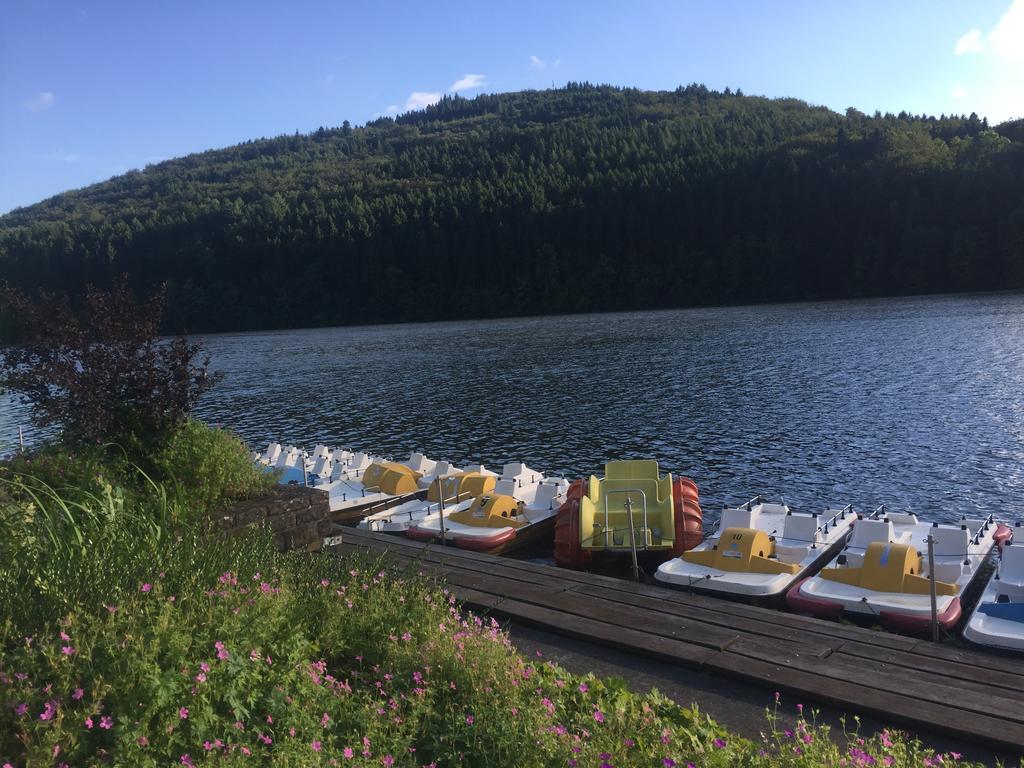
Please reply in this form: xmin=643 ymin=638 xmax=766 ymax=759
xmin=494 ymin=479 xmax=518 ymax=496
xmin=929 ymin=525 xmax=970 ymax=557
xmin=720 ymin=506 xmax=759 ymax=531
xmin=350 ymin=452 xmax=371 ymax=469
xmin=310 ymin=455 xmax=332 ymax=477
xmin=998 ymin=545 xmax=1024 ymax=593
xmin=758 ymin=503 xmax=789 ymax=516
xmin=464 ymin=463 xmax=486 ymax=474
xmin=276 ymin=448 xmax=299 ymax=469
xmin=310 ymin=444 xmax=330 ymax=460
xmin=886 ymin=512 xmax=919 ymax=526
xmin=331 ymin=449 xmax=352 ymax=464
xmin=930 ymin=561 xmax=964 ymax=583
xmin=782 ymin=513 xmax=820 ymax=544
xmin=261 ymin=443 xmax=282 ymax=463
xmin=848 ymin=519 xmax=895 ymax=550
xmin=502 ymin=462 xmax=528 ymax=478
xmin=407 ymin=452 xmax=433 ymax=472
xmin=433 ymin=461 xmax=452 ymax=476
xmin=533 ymin=482 xmax=561 ymax=510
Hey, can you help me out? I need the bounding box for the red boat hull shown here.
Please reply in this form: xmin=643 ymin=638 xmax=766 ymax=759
xmin=784 ymin=578 xmax=845 ymax=618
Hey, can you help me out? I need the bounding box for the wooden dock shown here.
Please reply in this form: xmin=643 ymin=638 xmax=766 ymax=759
xmin=333 ymin=527 xmax=1024 ymax=753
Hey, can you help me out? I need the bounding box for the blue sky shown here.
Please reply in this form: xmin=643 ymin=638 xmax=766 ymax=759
xmin=2 ymin=0 xmax=1022 ymax=214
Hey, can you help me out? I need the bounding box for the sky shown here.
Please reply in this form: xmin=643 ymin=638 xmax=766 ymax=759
xmin=2 ymin=0 xmax=1023 ymax=215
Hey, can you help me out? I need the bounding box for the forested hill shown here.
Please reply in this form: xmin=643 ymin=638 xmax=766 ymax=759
xmin=2 ymin=83 xmax=1023 ymax=333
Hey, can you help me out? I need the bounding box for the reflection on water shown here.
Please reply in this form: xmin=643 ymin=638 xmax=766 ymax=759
xmin=4 ymin=293 xmax=1023 ymax=523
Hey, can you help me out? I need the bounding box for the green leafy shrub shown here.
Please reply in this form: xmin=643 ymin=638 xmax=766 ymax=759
xmin=150 ymin=420 xmax=275 ymax=518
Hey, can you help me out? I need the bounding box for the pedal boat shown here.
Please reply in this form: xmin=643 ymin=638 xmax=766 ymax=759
xmin=317 ymin=452 xmax=448 ymax=522
xmin=553 ymin=460 xmax=703 ymax=568
xmin=357 ymin=466 xmax=496 ymax=533
xmin=655 ymin=497 xmax=856 ymax=599
xmin=786 ymin=509 xmax=1010 ymax=633
xmin=963 ymin=532 xmax=1024 ymax=651
xmin=407 ymin=464 xmax=569 ymax=553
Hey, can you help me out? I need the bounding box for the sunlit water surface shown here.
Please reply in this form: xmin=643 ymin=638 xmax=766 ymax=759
xmin=3 ymin=293 xmax=1023 ymax=524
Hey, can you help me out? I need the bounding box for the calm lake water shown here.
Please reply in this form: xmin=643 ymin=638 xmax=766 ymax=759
xmin=3 ymin=293 xmax=1023 ymax=524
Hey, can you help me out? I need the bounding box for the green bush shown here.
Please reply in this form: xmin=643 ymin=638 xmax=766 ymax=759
xmin=150 ymin=420 xmax=275 ymax=519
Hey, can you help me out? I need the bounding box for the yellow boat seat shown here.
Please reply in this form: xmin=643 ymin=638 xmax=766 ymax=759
xmin=580 ymin=460 xmax=676 ymax=551
xmin=820 ymin=541 xmax=957 ymax=595
xmin=683 ymin=527 xmax=799 ymax=575
xmin=448 ymin=494 xmax=528 ymax=529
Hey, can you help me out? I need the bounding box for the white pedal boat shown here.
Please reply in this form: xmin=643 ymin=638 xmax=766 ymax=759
xmin=408 ymin=464 xmax=570 ymax=553
xmin=786 ymin=509 xmax=1010 ymax=633
xmin=358 ymin=464 xmax=497 ymax=533
xmin=318 ymin=452 xmax=451 ymax=516
xmin=655 ymin=497 xmax=856 ymax=598
xmin=963 ymin=531 xmax=1024 ymax=651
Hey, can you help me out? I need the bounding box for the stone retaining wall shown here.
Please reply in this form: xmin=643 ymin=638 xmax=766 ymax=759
xmin=220 ymin=485 xmax=336 ymax=552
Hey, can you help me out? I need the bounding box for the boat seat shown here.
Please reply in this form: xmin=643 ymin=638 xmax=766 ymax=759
xmin=774 ymin=514 xmax=821 ymax=564
xmin=331 ymin=449 xmax=352 ymax=464
xmin=929 ymin=525 xmax=970 ymax=557
xmin=407 ymin=452 xmax=434 ymax=473
xmin=502 ymin=462 xmax=528 ymax=477
xmin=261 ymin=443 xmax=282 ymax=463
xmin=847 ymin=519 xmax=896 ymax=550
xmin=310 ymin=455 xmax=332 ymax=477
xmin=997 ymin=545 xmax=1024 ymax=598
xmin=494 ymin=479 xmax=518 ymax=497
xmin=758 ymin=502 xmax=789 ymax=516
xmin=350 ymin=452 xmax=372 ymax=469
xmin=310 ymin=444 xmax=330 ymax=460
xmin=276 ymin=448 xmax=299 ymax=469
xmin=720 ymin=506 xmax=759 ymax=531
xmin=684 ymin=527 xmax=800 ymax=575
xmin=886 ymin=512 xmax=919 ymax=526
xmin=930 ymin=561 xmax=964 ymax=583
xmin=434 ymin=461 xmax=453 ymax=476
xmin=533 ymin=482 xmax=561 ymax=510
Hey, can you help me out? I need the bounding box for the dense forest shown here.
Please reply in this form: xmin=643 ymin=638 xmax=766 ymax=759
xmin=1 ymin=83 xmax=1022 ymax=333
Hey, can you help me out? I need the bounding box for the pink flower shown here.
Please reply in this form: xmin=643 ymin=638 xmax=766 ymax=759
xmin=137 ymin=736 xmax=149 ymax=746
xmin=141 ymin=583 xmax=152 ymax=593
xmin=100 ymin=715 xmax=113 ymax=729
xmin=61 ymin=646 xmax=76 ymax=656
xmin=60 ymin=631 xmax=71 ymax=642
xmin=343 ymin=747 xmax=354 ymax=759
xmin=383 ymin=757 xmax=394 ymax=767
xmin=312 ymin=740 xmax=323 ymax=752
xmin=180 ymin=755 xmax=194 ymax=768
xmin=466 ymin=714 xmax=474 ymax=725
xmin=179 ymin=707 xmax=189 ymax=719
xmin=593 ymin=710 xmax=604 ymax=723
xmin=72 ymin=688 xmax=84 ymax=700
xmin=713 ymin=737 xmax=726 ymax=749
xmin=578 ymin=683 xmax=589 ymax=693
xmin=84 ymin=717 xmax=93 ymax=729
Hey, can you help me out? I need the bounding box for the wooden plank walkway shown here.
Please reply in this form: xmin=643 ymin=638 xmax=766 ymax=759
xmin=333 ymin=527 xmax=1024 ymax=753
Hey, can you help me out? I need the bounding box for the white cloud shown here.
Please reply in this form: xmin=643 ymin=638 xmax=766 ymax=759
xmin=552 ymin=58 xmax=561 ymax=68
xmin=954 ymin=29 xmax=984 ymax=55
xmin=449 ymin=73 xmax=486 ymax=91
xmin=386 ymin=104 xmax=398 ymax=113
xmin=530 ymin=55 xmax=545 ymax=70
xmin=405 ymin=91 xmax=441 ymax=111
xmin=951 ymin=84 xmax=969 ymax=99
xmin=954 ymin=1 xmax=1024 ymax=61
xmin=989 ymin=0 xmax=1024 ymax=62
xmin=25 ymin=90 xmax=55 ymax=112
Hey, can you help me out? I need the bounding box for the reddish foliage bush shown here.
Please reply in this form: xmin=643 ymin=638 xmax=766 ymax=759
xmin=0 ymin=280 xmax=221 ymax=452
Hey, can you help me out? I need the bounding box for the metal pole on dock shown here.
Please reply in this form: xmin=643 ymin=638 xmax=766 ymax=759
xmin=625 ymin=496 xmax=640 ymax=583
xmin=927 ymin=535 xmax=939 ymax=643
xmin=18 ymin=426 xmax=24 ymax=452
xmin=437 ymin=475 xmax=446 ymax=545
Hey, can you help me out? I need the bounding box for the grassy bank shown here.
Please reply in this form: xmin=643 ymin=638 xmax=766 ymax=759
xmin=0 ymin=426 xmax=999 ymax=766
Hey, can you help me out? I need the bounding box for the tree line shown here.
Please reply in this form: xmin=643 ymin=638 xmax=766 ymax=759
xmin=1 ymin=83 xmax=1022 ymax=333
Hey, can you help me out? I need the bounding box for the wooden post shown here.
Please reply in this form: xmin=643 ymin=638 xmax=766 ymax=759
xmin=437 ymin=475 xmax=446 ymax=545
xmin=927 ymin=534 xmax=939 ymax=643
